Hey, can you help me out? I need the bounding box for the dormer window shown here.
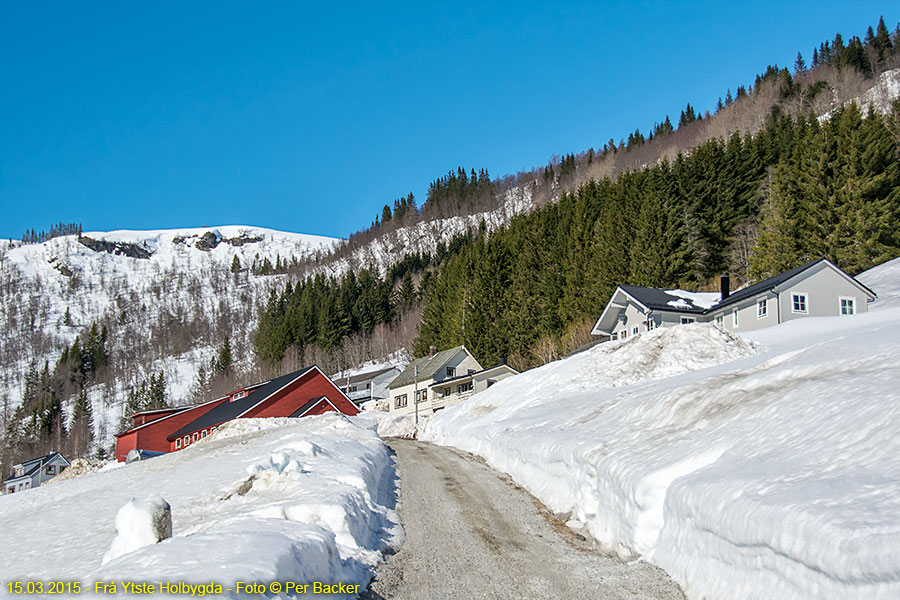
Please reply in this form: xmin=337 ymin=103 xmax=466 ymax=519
xmin=447 ymin=367 xmax=456 ymax=377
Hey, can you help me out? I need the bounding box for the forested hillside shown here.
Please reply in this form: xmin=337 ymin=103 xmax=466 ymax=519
xmin=256 ymin=19 xmax=900 ymax=371
xmin=414 ymin=103 xmax=900 ymax=367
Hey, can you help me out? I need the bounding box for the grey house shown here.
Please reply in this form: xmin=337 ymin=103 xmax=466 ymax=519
xmin=591 ymin=258 xmax=877 ymax=340
xmin=388 ymin=346 xmax=518 ymax=415
xmin=4 ymin=451 xmax=70 ymax=494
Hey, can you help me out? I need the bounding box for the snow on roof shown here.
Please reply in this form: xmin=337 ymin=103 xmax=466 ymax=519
xmin=663 ymin=289 xmax=721 ymax=310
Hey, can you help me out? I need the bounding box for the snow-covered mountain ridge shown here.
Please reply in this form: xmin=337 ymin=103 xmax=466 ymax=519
xmin=0 ymin=226 xmax=339 ymax=451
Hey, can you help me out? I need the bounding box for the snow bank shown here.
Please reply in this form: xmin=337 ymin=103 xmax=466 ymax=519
xmin=359 ymin=412 xmax=422 ymax=439
xmin=102 ymin=496 xmax=172 ymax=564
xmin=423 ymin=312 xmax=900 ymax=600
xmin=858 ymin=255 xmax=900 ymax=310
xmin=0 ymin=414 xmax=400 ymax=598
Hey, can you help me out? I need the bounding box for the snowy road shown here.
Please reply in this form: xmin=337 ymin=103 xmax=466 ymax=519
xmin=363 ymin=440 xmax=685 ymax=600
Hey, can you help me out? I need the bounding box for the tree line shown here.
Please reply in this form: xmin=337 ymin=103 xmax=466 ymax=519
xmin=413 ymin=102 xmax=900 ymax=369
xmin=19 ymin=222 xmax=82 ymax=245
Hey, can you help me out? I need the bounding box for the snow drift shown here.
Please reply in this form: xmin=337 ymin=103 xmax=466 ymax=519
xmin=423 ymin=272 xmax=900 ymax=600
xmin=0 ymin=414 xmax=400 ymax=598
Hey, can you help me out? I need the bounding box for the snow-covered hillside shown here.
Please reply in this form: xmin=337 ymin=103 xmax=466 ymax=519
xmin=318 ymin=185 xmax=535 ymax=278
xmin=423 ymin=257 xmax=900 ymax=600
xmin=0 ymin=414 xmax=400 ymax=598
xmin=0 ymin=226 xmax=339 ymax=449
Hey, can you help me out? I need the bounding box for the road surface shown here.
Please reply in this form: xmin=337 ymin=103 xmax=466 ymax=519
xmin=363 ymin=439 xmax=685 ymax=600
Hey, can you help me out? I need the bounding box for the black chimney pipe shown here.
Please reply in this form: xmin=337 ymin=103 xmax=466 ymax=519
xmin=720 ymin=274 xmax=730 ymax=301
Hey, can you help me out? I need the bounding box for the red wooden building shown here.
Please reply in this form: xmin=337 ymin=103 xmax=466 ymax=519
xmin=114 ymin=366 xmax=359 ymax=460
xmin=114 ymin=397 xmax=230 ymax=462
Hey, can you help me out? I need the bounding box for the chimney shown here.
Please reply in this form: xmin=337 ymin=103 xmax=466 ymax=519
xmin=720 ymin=274 xmax=730 ymax=301
xmin=429 ymin=345 xmax=437 ymax=358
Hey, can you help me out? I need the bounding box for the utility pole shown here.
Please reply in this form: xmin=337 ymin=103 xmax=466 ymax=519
xmin=414 ymin=365 xmax=419 ymax=426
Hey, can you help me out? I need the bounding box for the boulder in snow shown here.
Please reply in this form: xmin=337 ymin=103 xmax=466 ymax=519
xmin=102 ymin=496 xmax=172 ymax=564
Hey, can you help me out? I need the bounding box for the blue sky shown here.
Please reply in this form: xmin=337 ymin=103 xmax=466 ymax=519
xmin=1 ymin=2 xmax=896 ymax=240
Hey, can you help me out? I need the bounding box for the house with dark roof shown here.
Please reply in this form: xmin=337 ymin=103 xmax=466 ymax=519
xmin=114 ymin=396 xmax=233 ymax=461
xmin=332 ymin=366 xmax=401 ymax=406
xmin=591 ymin=258 xmax=877 ymax=340
xmin=113 ymin=366 xmax=359 ymax=461
xmin=164 ymin=366 xmax=358 ymax=452
xmin=388 ymin=346 xmax=518 ymax=415
xmin=4 ymin=451 xmax=70 ymax=494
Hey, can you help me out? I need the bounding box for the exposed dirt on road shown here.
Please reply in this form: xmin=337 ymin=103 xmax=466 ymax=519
xmin=362 ymin=440 xmax=685 ymax=600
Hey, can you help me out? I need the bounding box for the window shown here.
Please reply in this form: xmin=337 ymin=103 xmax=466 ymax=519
xmin=231 ymin=390 xmax=246 ymax=402
xmin=175 ymin=438 xmax=182 ymax=449
xmin=457 ymin=382 xmax=473 ymax=394
xmin=632 ymin=326 xmax=639 ymax=335
xmin=792 ymin=293 xmax=808 ymax=314
xmin=758 ymin=299 xmax=767 ymax=319
xmin=193 ymin=432 xmax=200 ymax=442
xmin=210 ymin=426 xmax=217 ymax=433
xmin=840 ymin=297 xmax=856 ymax=315
xmin=395 ymin=394 xmax=408 ymax=408
xmin=733 ymin=309 xmax=739 ymax=328
xmin=201 ymin=430 xmax=207 ymax=438
xmin=620 ymin=329 xmax=628 ymax=339
xmin=487 ymin=379 xmax=497 ymax=388
xmin=681 ymin=317 xmax=695 ymax=325
xmin=183 ymin=436 xmax=189 ymax=446
xmin=416 ymin=389 xmax=428 ymax=403
xmin=46 ymin=465 xmax=55 ymax=475
xmin=647 ymin=319 xmax=655 ymax=331
xmin=349 ymin=385 xmax=358 ymax=392
xmin=446 ymin=367 xmax=456 ymax=377
xmin=468 ymin=369 xmax=476 ymax=375
xmin=715 ymin=315 xmax=724 ymax=328
xmin=365 ymin=383 xmax=371 ymax=389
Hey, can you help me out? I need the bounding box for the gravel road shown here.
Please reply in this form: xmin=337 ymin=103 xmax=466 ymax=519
xmin=363 ymin=439 xmax=685 ymax=600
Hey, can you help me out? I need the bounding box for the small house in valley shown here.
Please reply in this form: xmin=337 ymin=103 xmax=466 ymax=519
xmin=4 ymin=452 xmax=70 ymax=494
xmin=591 ymin=258 xmax=876 ymax=340
xmin=388 ymin=346 xmax=518 ymax=415
xmin=333 ymin=366 xmax=401 ymax=406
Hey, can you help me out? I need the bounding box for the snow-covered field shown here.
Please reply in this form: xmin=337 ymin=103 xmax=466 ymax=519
xmin=0 ymin=414 xmax=400 ymax=599
xmin=423 ymin=257 xmax=900 ymax=600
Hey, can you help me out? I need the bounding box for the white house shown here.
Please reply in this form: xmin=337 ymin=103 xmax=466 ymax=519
xmin=332 ymin=366 xmax=401 ymax=406
xmin=591 ymin=257 xmax=877 ymax=340
xmin=388 ymin=346 xmax=518 ymax=415
xmin=4 ymin=451 xmax=70 ymax=494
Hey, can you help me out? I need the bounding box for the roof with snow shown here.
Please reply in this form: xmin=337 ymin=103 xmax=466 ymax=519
xmin=593 ymin=257 xmax=876 ymax=336
xmin=619 ymin=285 xmax=717 ymax=315
xmin=389 ymin=346 xmax=471 ymax=389
xmin=167 ymin=366 xmax=315 ymax=440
